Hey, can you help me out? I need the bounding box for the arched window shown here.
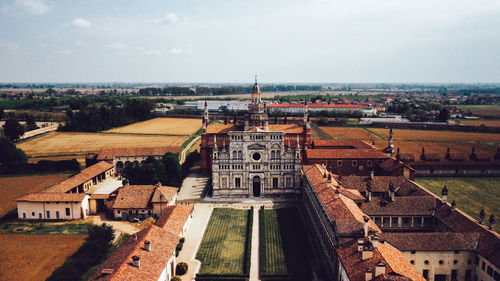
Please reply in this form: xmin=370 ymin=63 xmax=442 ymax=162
xmin=232 ymin=150 xmax=237 ymax=159
xmin=238 ymin=150 xmax=243 ymax=159
xmin=271 ymin=150 xmax=276 ymax=159
xmin=276 ymin=150 xmax=281 ymax=158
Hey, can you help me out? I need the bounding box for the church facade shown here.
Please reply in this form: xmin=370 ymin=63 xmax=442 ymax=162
xmin=200 ymin=79 xmax=312 ymax=198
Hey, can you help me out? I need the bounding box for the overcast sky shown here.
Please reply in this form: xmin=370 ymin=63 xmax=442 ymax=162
xmin=0 ymin=0 xmax=499 ymax=83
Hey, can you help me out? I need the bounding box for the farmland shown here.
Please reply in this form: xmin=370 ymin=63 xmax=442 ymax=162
xmin=458 ymin=120 xmax=500 ymax=127
xmin=0 ymin=234 xmax=86 ymax=281
xmin=416 ymin=177 xmax=500 ymax=221
xmin=106 ymin=117 xmax=201 ymax=135
xmin=319 ymin=126 xmax=381 ymax=140
xmin=0 ymin=173 xmax=72 ymax=218
xmin=17 ymin=132 xmax=187 ymax=157
xmin=392 ymin=141 xmax=496 ymax=156
xmin=259 ymin=208 xmax=314 ymax=280
xmin=456 ymin=104 xmax=500 ymax=116
xmin=196 ymin=208 xmax=252 ymax=276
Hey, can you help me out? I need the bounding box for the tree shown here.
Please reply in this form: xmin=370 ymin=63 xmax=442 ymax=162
xmin=438 ymin=108 xmax=450 ymax=122
xmin=2 ymin=119 xmax=24 ymax=141
xmin=25 ymin=115 xmax=39 ymax=131
xmin=0 ymin=136 xmax=27 ymax=170
xmin=162 ymin=152 xmax=182 ymax=187
xmin=0 ymin=107 xmax=4 ymax=120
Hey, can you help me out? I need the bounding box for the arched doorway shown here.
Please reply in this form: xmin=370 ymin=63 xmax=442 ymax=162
xmin=252 ymin=176 xmax=261 ymax=197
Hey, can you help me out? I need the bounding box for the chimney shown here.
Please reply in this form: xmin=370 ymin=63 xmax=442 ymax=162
xmin=366 ymin=182 xmax=372 ymax=202
xmin=363 ymin=216 xmax=369 ymax=237
xmin=370 ymin=170 xmax=374 ymax=180
xmin=441 ymin=185 xmax=448 ymax=203
xmin=421 ymin=147 xmax=425 ymax=160
xmin=371 ymin=140 xmax=375 ymax=148
xmin=479 ymin=209 xmax=485 ymax=224
xmin=388 ymin=183 xmax=395 ymax=202
xmin=370 ymin=235 xmax=379 ymax=248
xmin=362 ymin=243 xmax=374 ymax=260
xmin=334 ymin=188 xmax=340 ymax=199
xmin=133 ymin=234 xmax=137 ymax=241
xmin=451 ymin=200 xmax=456 ymax=211
xmin=144 ymin=240 xmax=151 ymax=252
xmin=489 ymin=215 xmax=495 ymax=231
xmin=365 ymin=269 xmax=373 ymax=281
xmin=357 ymin=238 xmax=364 ymax=252
xmin=375 ymin=262 xmax=386 ymax=277
xmin=132 ymin=255 xmax=140 ymax=268
xmin=122 ymin=178 xmax=130 ymax=188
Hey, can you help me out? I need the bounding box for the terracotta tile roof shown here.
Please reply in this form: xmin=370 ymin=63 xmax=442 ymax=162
xmin=268 ymin=103 xmax=369 ymax=109
xmin=433 ymin=203 xmax=484 ymax=233
xmin=90 ymin=225 xmax=178 ymax=281
xmin=339 ymin=189 xmax=366 ymax=201
xmin=97 ymin=147 xmax=174 ymax=160
xmin=383 ymin=232 xmax=480 ymax=251
xmin=339 ymin=176 xmax=428 ymax=197
xmin=16 ymin=192 xmax=86 ymax=202
xmin=477 ymin=231 xmax=500 ymax=269
xmin=44 ymin=161 xmax=114 ymax=193
xmin=112 ymin=185 xmax=156 ymax=209
xmin=313 ymin=139 xmax=372 ymax=149
xmin=446 ymin=152 xmax=467 ymax=161
xmin=337 ymin=238 xmax=424 ymax=281
xmin=421 ymin=153 xmax=440 ymax=161
xmin=150 ymin=185 xmax=178 ymax=203
xmin=360 ymin=197 xmax=437 ymax=216
xmin=268 ymin=124 xmax=305 ymax=134
xmin=397 ymin=153 xmax=415 ymax=161
xmin=471 ymin=152 xmax=491 ymax=161
xmin=89 ymin=194 xmax=111 ymax=200
xmin=306 ymin=149 xmax=389 ymax=160
xmin=155 ymin=205 xmax=194 ymax=237
xmin=378 ymin=159 xmax=406 ymax=173
xmin=206 ymin=124 xmax=237 ymax=134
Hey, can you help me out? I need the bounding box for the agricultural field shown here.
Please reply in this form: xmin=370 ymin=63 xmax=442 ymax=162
xmin=259 ymin=208 xmax=314 ymax=280
xmin=27 ymin=155 xmax=86 ymax=166
xmin=319 ymin=126 xmax=380 ymax=140
xmin=0 ymin=234 xmax=86 ymax=281
xmin=416 ymin=177 xmax=500 ymax=221
xmin=458 ymin=120 xmax=500 ymax=127
xmin=369 ymin=128 xmax=500 ymax=143
xmin=0 ymin=173 xmax=71 ymax=218
xmin=392 ymin=141 xmax=496 ymax=156
xmin=17 ymin=132 xmax=187 ymax=157
xmin=196 ymin=208 xmax=252 ymax=276
xmin=105 ymin=117 xmax=201 ymax=135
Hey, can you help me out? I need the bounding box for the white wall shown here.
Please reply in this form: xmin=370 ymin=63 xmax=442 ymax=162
xmin=17 ymin=198 xmax=88 ymax=220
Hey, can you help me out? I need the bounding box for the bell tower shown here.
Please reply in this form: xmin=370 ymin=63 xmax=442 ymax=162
xmin=245 ymin=76 xmax=269 ymax=130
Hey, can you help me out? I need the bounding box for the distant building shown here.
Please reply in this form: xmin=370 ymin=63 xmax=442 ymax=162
xmin=268 ymin=103 xmax=378 ymax=116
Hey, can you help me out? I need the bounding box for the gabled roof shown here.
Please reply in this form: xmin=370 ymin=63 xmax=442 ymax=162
xmin=360 ymin=197 xmax=437 ymax=216
xmin=97 ymin=147 xmax=174 ymax=160
xmin=44 ymin=161 xmax=114 ymax=193
xmin=383 ymin=232 xmax=480 ymax=251
xmin=339 ymin=176 xmax=428 ymax=197
xmin=112 ymin=185 xmax=156 ymax=209
xmin=155 ymin=205 xmax=194 ymax=236
xmin=306 ymin=149 xmax=389 ymax=160
xmin=17 ymin=192 xmax=87 ymax=202
xmin=268 ymin=124 xmax=304 ymax=134
xmin=151 ymin=186 xmax=178 ymax=203
xmin=206 ymin=124 xmax=237 ymax=134
xmin=313 ymin=139 xmax=372 ymax=149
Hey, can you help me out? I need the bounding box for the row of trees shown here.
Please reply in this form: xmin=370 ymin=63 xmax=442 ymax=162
xmin=122 ymin=151 xmax=200 ymax=187
xmin=59 ymin=99 xmax=154 ymax=132
xmin=135 ymin=85 xmax=323 ymax=97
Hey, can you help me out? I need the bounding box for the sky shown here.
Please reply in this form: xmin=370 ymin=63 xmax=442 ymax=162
xmin=0 ymin=0 xmax=499 ymax=83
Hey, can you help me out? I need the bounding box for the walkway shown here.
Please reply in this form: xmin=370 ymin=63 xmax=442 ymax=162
xmin=179 ymin=135 xmax=201 ymax=164
xmin=249 ymin=205 xmax=261 ymax=281
xmin=89 ymin=213 xmax=140 ymax=235
xmin=177 ymin=173 xmax=209 ymax=204
xmin=177 ymin=204 xmax=214 ymax=281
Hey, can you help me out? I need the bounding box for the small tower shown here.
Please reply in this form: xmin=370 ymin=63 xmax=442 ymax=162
xmin=489 ymin=215 xmax=495 ymax=230
xmin=202 ymin=101 xmax=209 ymax=132
xmin=479 ymin=209 xmax=485 ymax=224
xmin=451 ymin=200 xmax=456 ymax=211
xmin=441 ymin=185 xmax=448 ymax=203
xmin=303 ymin=101 xmax=309 ymax=127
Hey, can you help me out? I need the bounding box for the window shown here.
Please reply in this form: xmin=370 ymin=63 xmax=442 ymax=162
xmin=383 ymin=217 xmax=390 ymax=226
xmin=46 ymin=211 xmax=50 ymax=219
xmin=465 ymin=270 xmax=471 ymax=281
xmin=487 ymin=266 xmax=493 ymax=276
xmin=402 ymin=217 xmax=411 ymax=227
xmin=352 ymin=160 xmax=357 ymax=167
xmin=66 ymin=208 xmax=70 ymax=216
xmin=56 ymin=211 xmax=60 ymax=219
xmin=221 ymin=178 xmax=228 ymax=188
xmin=273 ymin=178 xmax=279 ymax=188
xmin=39 ymin=213 xmax=42 ymax=219
xmin=238 ymin=150 xmax=243 ymax=158
xmin=22 ymin=212 xmax=26 ymax=219
xmin=424 ymin=260 xmax=429 ymax=265
xmin=439 ymin=260 xmax=444 ymax=265
xmin=31 ymin=212 xmax=35 ymax=217
xmin=235 ymin=177 xmax=241 ymax=188
xmin=252 ymin=153 xmax=261 ymax=161
xmin=367 ymin=160 xmax=372 ymax=166
xmin=423 ymin=270 xmax=429 ymax=280
xmin=337 ymin=160 xmax=342 ymax=166
xmin=493 ymin=271 xmax=500 ymax=281
xmin=482 ymin=261 xmax=486 ymax=271
xmin=452 ymin=270 xmax=457 ymax=281
xmin=411 ymin=251 xmax=416 ymax=254
xmin=453 ymin=260 xmax=458 ymax=264
xmin=410 ymin=260 xmax=415 ymax=264
xmin=374 ymin=217 xmax=381 ymax=225
xmin=285 ymin=177 xmax=292 ymax=188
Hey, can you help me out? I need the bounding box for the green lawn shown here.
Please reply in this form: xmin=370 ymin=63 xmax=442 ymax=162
xmin=259 ymin=208 xmax=314 ymax=280
xmin=196 ymin=208 xmax=252 ymax=276
xmin=416 ymin=177 xmax=500 ymax=220
xmin=455 ymin=104 xmax=500 ymax=111
xmin=0 ymin=221 xmax=93 ymax=235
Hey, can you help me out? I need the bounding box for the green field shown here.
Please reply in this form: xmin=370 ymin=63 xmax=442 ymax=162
xmin=196 ymin=208 xmax=252 ymax=277
xmin=259 ymin=208 xmax=314 ymax=280
xmin=416 ymin=177 xmax=500 ymax=220
xmin=456 ymin=104 xmax=500 ymax=111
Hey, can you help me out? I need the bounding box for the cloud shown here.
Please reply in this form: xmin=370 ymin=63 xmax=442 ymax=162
xmin=109 ymin=42 xmax=128 ymax=50
xmin=74 ymin=41 xmax=86 ymax=47
xmin=70 ymin=18 xmax=92 ymax=28
xmin=169 ymin=47 xmax=183 ymax=54
xmin=15 ymin=0 xmax=49 ymax=15
xmin=53 ymin=49 xmax=72 ymax=55
xmin=154 ymin=13 xmax=179 ymax=25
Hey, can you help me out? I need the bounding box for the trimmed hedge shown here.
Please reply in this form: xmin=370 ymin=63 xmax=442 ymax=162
xmin=195 ymin=274 xmax=249 ymax=281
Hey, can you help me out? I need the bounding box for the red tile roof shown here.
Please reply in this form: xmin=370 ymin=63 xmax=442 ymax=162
xmin=112 ymin=185 xmax=155 ymax=209
xmin=360 ymin=197 xmax=437 ymax=216
xmin=337 ymin=238 xmax=424 ymax=281
xmin=383 ymin=232 xmax=480 ymax=251
xmin=206 ymin=124 xmax=237 ymax=134
xmin=313 ymin=139 xmax=372 ymax=149
xmin=268 ymin=124 xmax=305 ymax=134
xmin=306 ymin=148 xmax=389 ymax=160
xmin=268 ymin=103 xmax=369 ymax=109
xmin=155 ymin=205 xmax=194 ymax=237
xmin=44 ymin=161 xmax=114 ymax=193
xmin=16 ymin=192 xmax=87 ymax=202
xmin=338 ymin=176 xmax=428 ymax=197
xmin=151 ymin=186 xmax=178 ymax=203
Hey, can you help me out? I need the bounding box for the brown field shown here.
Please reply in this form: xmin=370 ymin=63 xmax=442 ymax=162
xmin=0 ymin=234 xmax=86 ymax=281
xmin=106 ymin=117 xmax=201 ymax=135
xmin=320 ymin=126 xmax=380 ymax=140
xmin=28 ymin=155 xmax=86 ymax=166
xmin=458 ymin=120 xmax=500 ymax=127
xmin=369 ymin=128 xmax=500 ymax=143
xmin=392 ymin=141 xmax=496 ymax=156
xmin=0 ymin=173 xmax=71 ymax=217
xmin=17 ymin=132 xmax=187 ymax=157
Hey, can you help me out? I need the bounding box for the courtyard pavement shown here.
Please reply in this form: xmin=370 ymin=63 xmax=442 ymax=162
xmin=89 ymin=213 xmax=139 ymax=234
xmin=249 ymin=204 xmax=261 ymax=281
xmin=177 ymin=204 xmax=214 ymax=281
xmin=177 ymin=173 xmax=209 ymax=204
